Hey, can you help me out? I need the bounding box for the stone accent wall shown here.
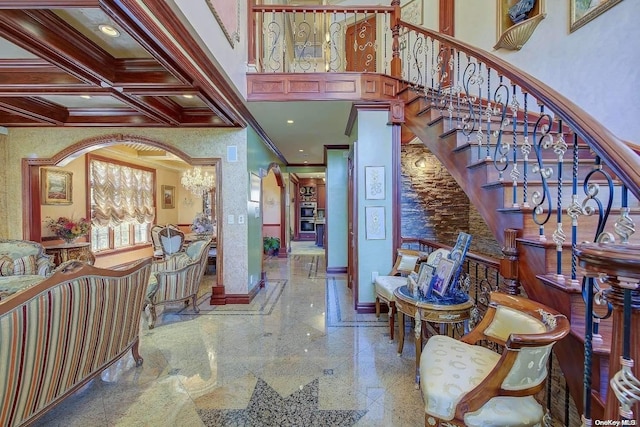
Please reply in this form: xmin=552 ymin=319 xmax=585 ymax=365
xmin=401 ymin=144 xmax=501 ymax=256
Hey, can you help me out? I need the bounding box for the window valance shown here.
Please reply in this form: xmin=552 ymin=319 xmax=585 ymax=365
xmin=91 ymin=159 xmax=155 ymax=227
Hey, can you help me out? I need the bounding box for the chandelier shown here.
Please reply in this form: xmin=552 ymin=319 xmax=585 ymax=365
xmin=181 ymin=167 xmax=214 ymax=196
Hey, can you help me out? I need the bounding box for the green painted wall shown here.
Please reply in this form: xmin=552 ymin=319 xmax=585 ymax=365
xmin=326 ymin=149 xmax=349 ymax=270
xmin=246 ymin=127 xmax=284 ymax=291
xmin=355 ymin=110 xmax=394 ymax=304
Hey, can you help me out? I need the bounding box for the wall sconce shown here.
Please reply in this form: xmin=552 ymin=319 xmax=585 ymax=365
xmin=414 ymin=157 xmax=427 ymax=168
xmin=183 ymin=197 xmax=194 ymax=207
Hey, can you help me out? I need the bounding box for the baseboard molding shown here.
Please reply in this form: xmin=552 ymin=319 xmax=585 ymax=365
xmin=356 ymin=301 xmax=377 ymax=314
xmin=209 ymin=284 xmax=256 ymax=305
xmin=225 ymin=294 xmax=251 ymax=304
xmin=326 ymin=266 xmax=347 ymax=274
xmin=209 ymin=285 xmax=226 ymax=305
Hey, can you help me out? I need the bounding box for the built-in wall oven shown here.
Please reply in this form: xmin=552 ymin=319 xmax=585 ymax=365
xmin=299 ymin=202 xmax=316 ymax=233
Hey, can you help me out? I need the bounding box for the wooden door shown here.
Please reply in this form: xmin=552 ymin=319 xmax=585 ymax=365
xmin=345 ymin=15 xmax=376 ymax=72
xmin=347 ymin=155 xmax=356 ymax=290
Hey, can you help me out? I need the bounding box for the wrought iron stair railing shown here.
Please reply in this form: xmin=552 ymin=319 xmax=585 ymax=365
xmin=249 ymin=2 xmax=640 ymax=423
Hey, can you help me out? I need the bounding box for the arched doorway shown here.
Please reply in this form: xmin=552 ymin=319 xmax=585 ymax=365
xmin=22 ymin=134 xmax=222 ymax=280
xmin=262 ymin=163 xmax=286 ymax=256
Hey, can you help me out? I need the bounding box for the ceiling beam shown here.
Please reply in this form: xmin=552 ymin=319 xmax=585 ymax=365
xmin=0 ymin=96 xmax=68 ymax=123
xmin=0 ymin=1 xmax=98 ymax=7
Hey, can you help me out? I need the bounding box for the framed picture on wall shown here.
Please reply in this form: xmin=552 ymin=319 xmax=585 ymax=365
xmin=365 ymin=206 xmax=385 ymax=240
xmin=570 ymin=0 xmax=623 ymax=33
xmin=365 ymin=166 xmax=385 ymax=200
xmin=161 ymin=185 xmax=175 ymax=209
xmin=41 ymin=168 xmax=72 ymax=205
xmin=250 ymin=172 xmax=261 ymax=202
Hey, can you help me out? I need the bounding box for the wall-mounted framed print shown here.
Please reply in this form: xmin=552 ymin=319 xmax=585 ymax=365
xmin=41 ymin=168 xmax=72 ymax=205
xmin=161 ymin=185 xmax=175 ymax=209
xmin=401 ymin=0 xmax=423 ymax=26
xmin=365 ymin=166 xmax=385 ymax=200
xmin=570 ymin=0 xmax=623 ymax=33
xmin=205 ymin=0 xmax=240 ymax=47
xmin=365 ymin=206 xmax=385 ymax=240
xmin=250 ymin=172 xmax=261 ymax=202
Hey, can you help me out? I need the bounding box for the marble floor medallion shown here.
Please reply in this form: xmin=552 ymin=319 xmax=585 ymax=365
xmin=197 ymin=378 xmax=367 ymax=426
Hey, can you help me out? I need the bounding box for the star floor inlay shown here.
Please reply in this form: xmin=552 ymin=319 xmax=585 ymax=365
xmin=197 ymin=378 xmax=366 ymax=427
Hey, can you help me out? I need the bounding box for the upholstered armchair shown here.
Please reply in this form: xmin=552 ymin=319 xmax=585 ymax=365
xmin=145 ymin=238 xmax=211 ymax=329
xmin=150 ymin=225 xmax=164 ymax=258
xmin=158 ymin=226 xmax=185 ymax=257
xmin=419 ymin=292 xmax=570 ymax=426
xmin=374 ymin=248 xmax=425 ymax=340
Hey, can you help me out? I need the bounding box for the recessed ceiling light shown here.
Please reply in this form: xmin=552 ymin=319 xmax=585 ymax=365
xmin=299 ymin=149 xmax=304 ymax=152
xmin=304 ymin=161 xmax=308 ymax=164
xmin=99 ymin=24 xmax=120 ymax=38
xmin=287 ymin=120 xmax=294 ymax=124
xmin=80 ymin=95 xmax=91 ymax=99
xmin=182 ymin=94 xmax=194 ymax=99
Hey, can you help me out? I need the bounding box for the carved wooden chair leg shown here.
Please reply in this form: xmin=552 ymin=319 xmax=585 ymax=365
xmin=192 ymin=295 xmax=200 ymax=313
xmin=148 ymin=303 xmax=157 ymax=329
xmin=131 ymin=339 xmax=144 ymax=367
xmin=389 ymin=301 xmax=396 ymax=341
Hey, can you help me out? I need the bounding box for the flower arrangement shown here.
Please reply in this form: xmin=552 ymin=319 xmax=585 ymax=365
xmin=191 ymin=213 xmax=213 ymax=235
xmin=45 ymin=216 xmax=91 ymax=242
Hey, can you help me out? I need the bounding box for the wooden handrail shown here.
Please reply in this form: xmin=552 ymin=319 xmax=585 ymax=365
xmin=401 ymin=236 xmax=501 ymax=270
xmin=399 ymin=19 xmax=640 ymax=201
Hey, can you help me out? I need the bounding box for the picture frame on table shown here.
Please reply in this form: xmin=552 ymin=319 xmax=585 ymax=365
xmin=161 ymin=185 xmax=175 ymax=209
xmin=429 ymin=258 xmax=456 ymax=297
xmin=41 ymin=168 xmax=72 ymax=205
xmin=416 ymin=263 xmax=435 ymax=296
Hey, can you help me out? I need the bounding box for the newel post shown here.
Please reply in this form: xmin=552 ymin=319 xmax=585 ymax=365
xmin=499 ymin=228 xmax=521 ymax=295
xmin=390 ymin=0 xmax=401 ymax=78
xmin=576 ymin=242 xmax=640 ymax=422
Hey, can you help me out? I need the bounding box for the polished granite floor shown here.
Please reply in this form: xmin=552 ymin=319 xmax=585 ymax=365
xmin=33 ymin=254 xmax=425 ymax=427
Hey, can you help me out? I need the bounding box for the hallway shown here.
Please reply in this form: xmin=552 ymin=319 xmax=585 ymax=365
xmin=33 ymin=255 xmax=425 ymax=426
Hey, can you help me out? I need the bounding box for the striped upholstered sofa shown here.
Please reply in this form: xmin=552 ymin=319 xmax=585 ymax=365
xmin=0 ymin=259 xmax=151 ymax=427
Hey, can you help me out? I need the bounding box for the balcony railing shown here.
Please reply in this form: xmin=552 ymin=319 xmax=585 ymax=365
xmin=250 ymin=1 xmax=640 ymax=423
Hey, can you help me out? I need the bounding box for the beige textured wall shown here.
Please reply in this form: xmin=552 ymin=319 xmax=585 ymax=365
xmin=0 ymin=132 xmax=7 ymax=238
xmin=4 ymin=127 xmax=250 ymax=295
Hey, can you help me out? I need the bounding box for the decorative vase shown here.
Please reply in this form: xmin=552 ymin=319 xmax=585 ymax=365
xmin=62 ymin=237 xmax=77 ymax=244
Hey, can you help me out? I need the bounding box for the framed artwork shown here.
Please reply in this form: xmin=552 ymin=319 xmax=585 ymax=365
xmin=365 ymin=206 xmax=385 ymax=240
xmin=161 ymin=185 xmax=175 ymax=209
xmin=416 ymin=263 xmax=435 ymax=296
xmin=429 ymin=258 xmax=456 ymax=297
xmin=365 ymin=166 xmax=385 ymax=200
xmin=570 ymin=0 xmax=623 ymax=33
xmin=401 ymin=0 xmax=424 ymax=26
xmin=41 ymin=168 xmax=72 ymax=205
xmin=250 ymin=172 xmax=261 ymax=202
xmin=205 ymin=0 xmax=240 ymax=47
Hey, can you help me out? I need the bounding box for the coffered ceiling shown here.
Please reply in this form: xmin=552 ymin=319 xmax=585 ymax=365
xmin=0 ymin=1 xmax=246 ymax=128
xmin=0 ymin=1 xmax=365 ymax=166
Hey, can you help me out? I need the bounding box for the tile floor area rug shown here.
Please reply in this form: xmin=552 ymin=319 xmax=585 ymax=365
xmin=172 ymin=279 xmax=287 ymax=316
xmin=325 ymin=277 xmax=388 ymax=328
xmin=196 ymin=377 xmax=366 ymax=426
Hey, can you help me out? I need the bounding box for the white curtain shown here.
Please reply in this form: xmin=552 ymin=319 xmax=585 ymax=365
xmin=91 ymin=159 xmax=155 ymax=227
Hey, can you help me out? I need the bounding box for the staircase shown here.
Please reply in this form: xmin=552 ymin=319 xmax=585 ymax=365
xmin=400 ymin=88 xmax=639 ymax=420
xmin=248 ymin=3 xmax=640 ymax=421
